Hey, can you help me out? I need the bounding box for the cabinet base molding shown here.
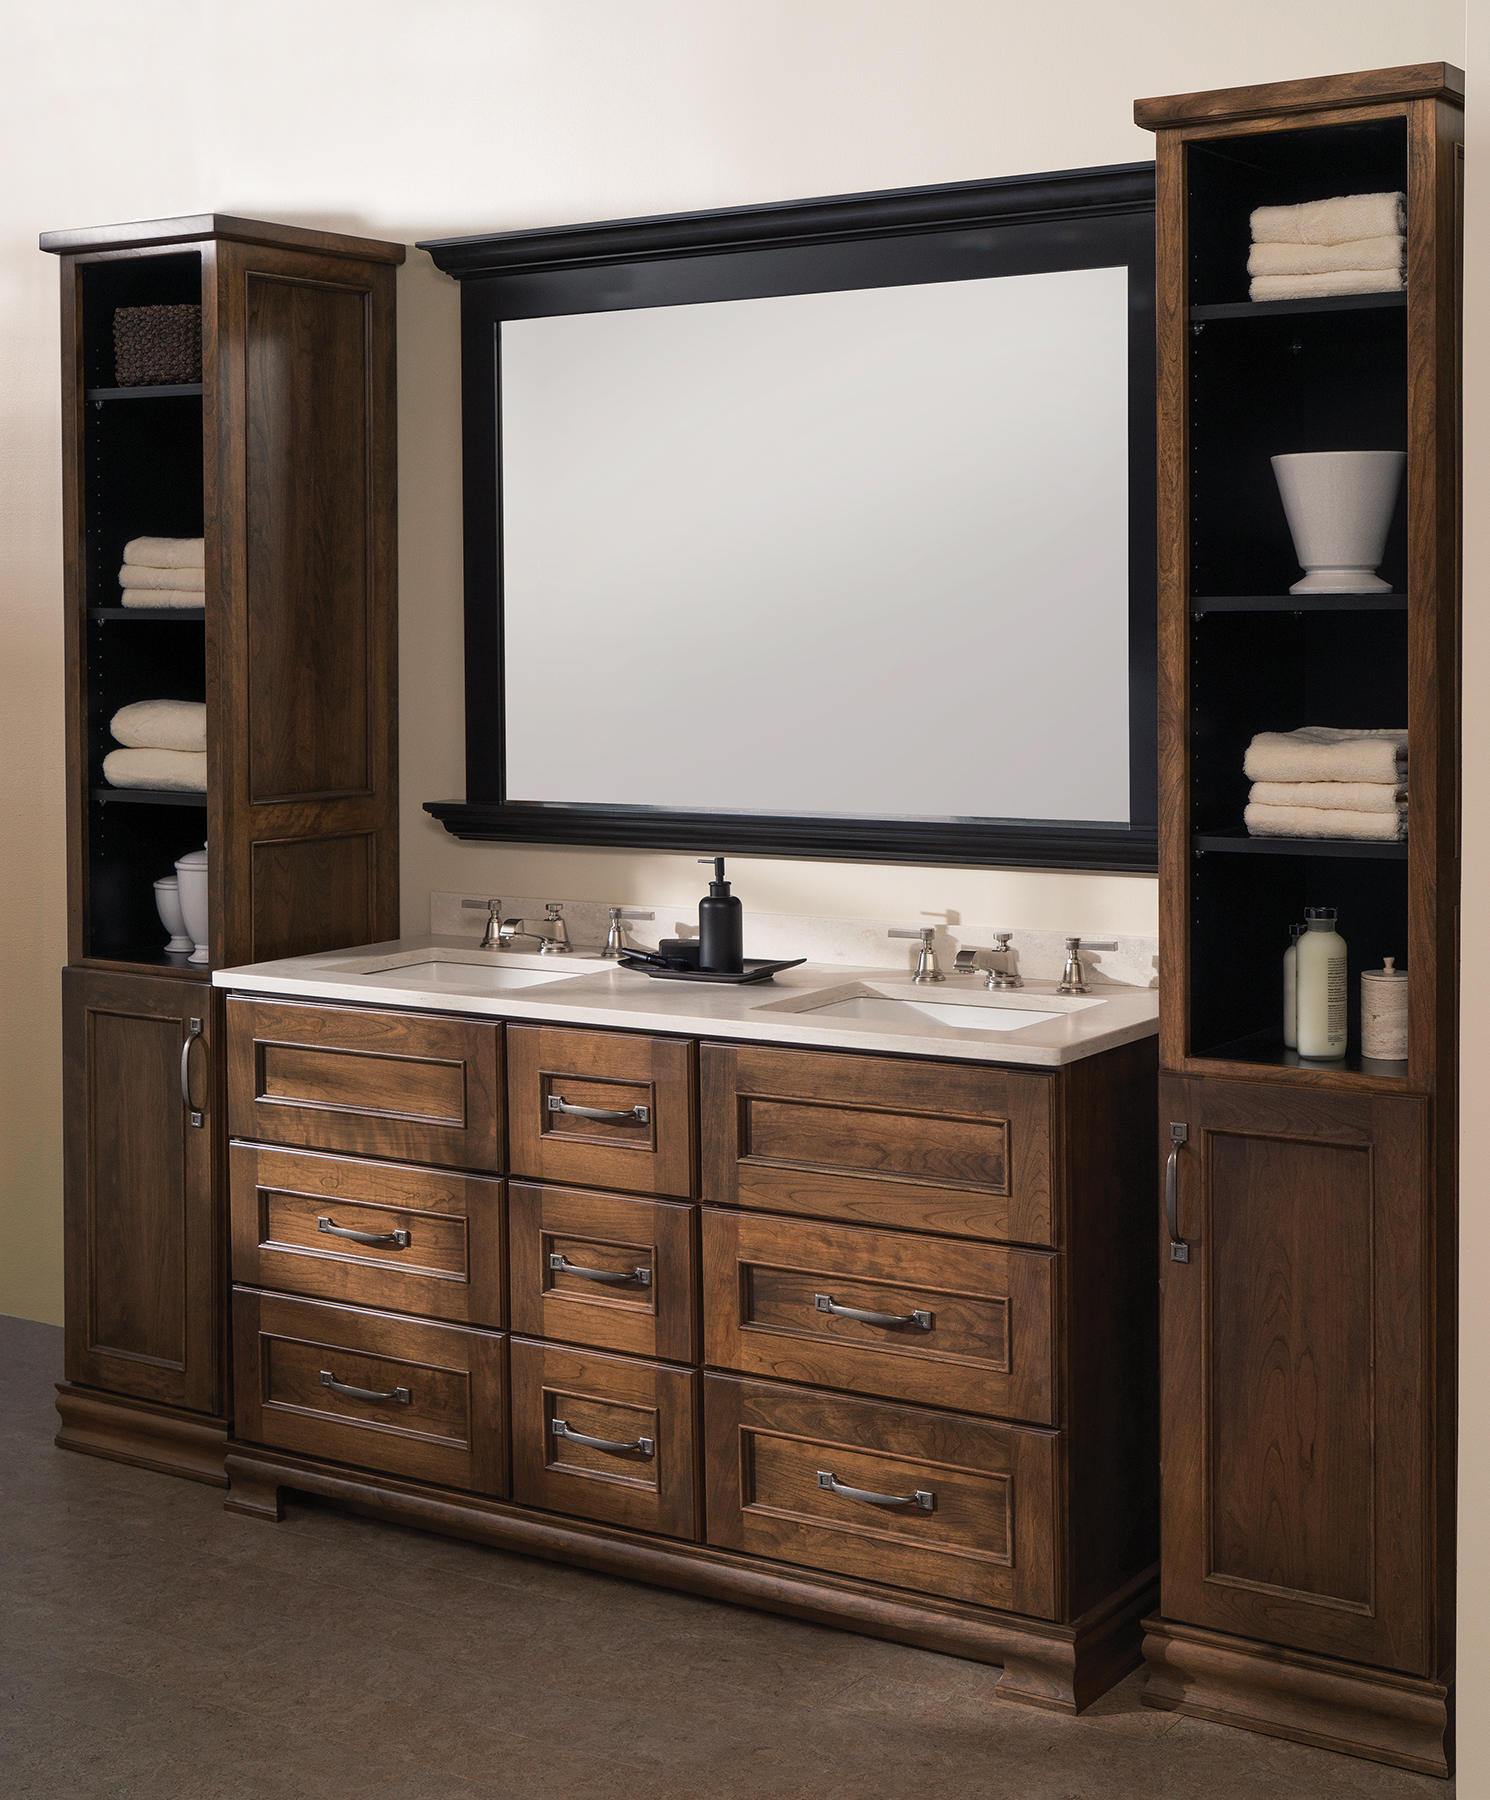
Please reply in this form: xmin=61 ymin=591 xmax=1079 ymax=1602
xmin=54 ymin=1383 xmax=229 ymax=1488
xmin=1140 ymin=1616 xmax=1450 ymax=1778
xmin=223 ymin=1443 xmax=1155 ymax=1711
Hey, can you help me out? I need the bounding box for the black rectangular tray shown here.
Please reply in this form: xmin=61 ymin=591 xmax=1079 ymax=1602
xmin=618 ymin=956 xmax=805 ymax=985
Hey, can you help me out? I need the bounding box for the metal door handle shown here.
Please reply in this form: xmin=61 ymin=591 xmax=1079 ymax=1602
xmin=548 ymin=1095 xmax=650 ymax=1125
xmin=320 ymin=1370 xmax=411 ymax=1404
xmin=1166 ymin=1123 xmax=1190 ymax=1263
xmin=551 ymin=1416 xmax=654 ymax=1456
xmin=180 ymin=1018 xmax=204 ymax=1127
xmin=319 ymin=1216 xmax=411 ymax=1249
xmin=549 ymin=1251 xmax=651 ymax=1287
xmin=817 ymin=1470 xmax=934 ymax=1511
xmin=814 ymin=1293 xmax=932 ymax=1330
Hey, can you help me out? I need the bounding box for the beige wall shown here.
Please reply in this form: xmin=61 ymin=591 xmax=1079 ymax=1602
xmin=1 ymin=0 xmax=1478 ymax=1765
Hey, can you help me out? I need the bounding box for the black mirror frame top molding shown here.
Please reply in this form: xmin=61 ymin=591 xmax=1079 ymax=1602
xmin=419 ymin=162 xmax=1158 ymax=873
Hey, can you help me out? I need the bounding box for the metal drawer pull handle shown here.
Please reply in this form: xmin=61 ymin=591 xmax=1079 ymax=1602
xmin=549 ymin=1251 xmax=651 ymax=1287
xmin=815 ymin=1293 xmax=932 ymax=1330
xmin=318 ymin=1215 xmax=411 ymax=1249
xmin=1166 ymin=1122 xmax=1190 ymax=1264
xmin=548 ymin=1094 xmax=650 ymax=1125
xmin=180 ymin=1018 xmax=204 ymax=1128
xmin=320 ymin=1370 xmax=411 ymax=1405
xmin=817 ymin=1470 xmax=934 ymax=1511
xmin=551 ymin=1416 xmax=654 ymax=1457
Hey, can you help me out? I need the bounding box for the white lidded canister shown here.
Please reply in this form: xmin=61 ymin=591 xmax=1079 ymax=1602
xmin=174 ymin=842 xmax=209 ymax=964
xmin=1296 ymin=906 xmax=1347 ymax=1060
xmin=1362 ymin=957 xmax=1408 ymax=1061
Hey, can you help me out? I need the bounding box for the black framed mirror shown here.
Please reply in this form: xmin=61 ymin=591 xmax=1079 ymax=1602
xmin=420 ymin=162 xmax=1157 ymax=872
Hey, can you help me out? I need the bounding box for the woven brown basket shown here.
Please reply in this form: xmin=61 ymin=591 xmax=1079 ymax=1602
xmin=113 ymin=304 xmax=202 ymax=387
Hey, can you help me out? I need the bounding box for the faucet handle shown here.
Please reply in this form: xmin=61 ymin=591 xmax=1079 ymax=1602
xmin=545 ymin=901 xmax=564 ymax=920
xmin=462 ymin=896 xmax=502 ymax=949
xmin=888 ymin=927 xmax=935 ymax=945
xmin=889 ymin=926 xmax=945 ymax=985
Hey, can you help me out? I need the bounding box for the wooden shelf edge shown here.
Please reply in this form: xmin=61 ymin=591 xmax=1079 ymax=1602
xmin=1170 ymin=1050 xmax=1421 ymax=1095
xmin=1190 ymin=594 xmax=1407 ymax=613
xmin=92 ymin=786 xmax=208 ymax=807
xmin=1135 ymin=62 xmax=1463 ymax=132
xmin=84 ymin=383 xmax=204 ymax=401
xmin=1192 ymin=831 xmax=1408 ymax=861
xmin=1190 ymin=292 xmax=1406 ymax=322
xmin=88 ymin=607 xmax=205 ymax=621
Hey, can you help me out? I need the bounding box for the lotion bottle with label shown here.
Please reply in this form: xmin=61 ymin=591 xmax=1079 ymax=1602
xmin=1296 ymin=906 xmax=1347 ymax=1060
xmin=1283 ymin=922 xmax=1303 ymax=1048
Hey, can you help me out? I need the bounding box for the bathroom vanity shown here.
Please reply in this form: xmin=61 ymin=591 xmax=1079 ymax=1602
xmin=214 ymin=941 xmax=1159 ymax=1711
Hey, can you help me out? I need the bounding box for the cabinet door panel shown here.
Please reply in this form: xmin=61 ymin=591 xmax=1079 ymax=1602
xmin=1159 ymin=1074 xmax=1432 ymax=1673
xmin=62 ymin=969 xmax=220 ymax=1413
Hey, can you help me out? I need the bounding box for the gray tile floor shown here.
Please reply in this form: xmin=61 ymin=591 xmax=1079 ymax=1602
xmin=1 ymin=1313 xmax=1452 ymax=1798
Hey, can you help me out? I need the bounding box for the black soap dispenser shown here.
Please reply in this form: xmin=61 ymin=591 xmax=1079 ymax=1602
xmin=697 ymin=857 xmax=744 ymax=974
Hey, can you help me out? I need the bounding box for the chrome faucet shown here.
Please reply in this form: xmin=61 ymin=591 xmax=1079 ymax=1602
xmin=602 ymin=907 xmax=655 ymax=959
xmin=1057 ymin=937 xmax=1117 ymax=995
xmin=954 ymin=932 xmax=1023 ymax=989
xmin=461 ymin=897 xmax=503 ymax=950
xmin=499 ymin=902 xmax=573 ymax=954
xmin=889 ymin=926 xmax=945 ymax=984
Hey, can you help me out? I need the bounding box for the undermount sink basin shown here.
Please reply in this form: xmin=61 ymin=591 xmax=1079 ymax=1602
xmin=755 ymin=979 xmax=1105 ymax=1041
xmin=359 ymin=958 xmax=595 ymax=990
xmin=801 ymin=994 xmax=1067 ymax=1032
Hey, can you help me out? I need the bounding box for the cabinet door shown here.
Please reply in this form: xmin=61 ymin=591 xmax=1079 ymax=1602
xmin=62 ymin=969 xmax=221 ymax=1413
xmin=1159 ymin=1074 xmax=1432 ymax=1673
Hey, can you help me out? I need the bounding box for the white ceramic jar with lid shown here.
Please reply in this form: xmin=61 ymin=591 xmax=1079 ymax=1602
xmin=1296 ymin=905 xmax=1347 ymax=1060
xmin=153 ymin=874 xmax=195 ymax=954
xmin=174 ymin=843 xmax=210 ymax=964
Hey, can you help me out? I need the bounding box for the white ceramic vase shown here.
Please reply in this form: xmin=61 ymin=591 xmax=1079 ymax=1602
xmin=174 ymin=843 xmax=210 ymax=964
xmin=1271 ymin=450 xmax=1406 ymax=594
xmin=153 ymin=875 xmax=195 ymax=954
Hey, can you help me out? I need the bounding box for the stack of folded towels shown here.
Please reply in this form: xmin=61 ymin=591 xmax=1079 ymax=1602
xmin=1248 ymin=191 xmax=1406 ymax=302
xmin=119 ymin=535 xmax=204 ymax=607
xmin=102 ymin=699 xmax=207 ymax=792
xmin=1243 ymin=726 xmax=1406 ymax=841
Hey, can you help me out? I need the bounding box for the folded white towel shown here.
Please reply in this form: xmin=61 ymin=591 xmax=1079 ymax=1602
xmin=1247 ymin=235 xmax=1404 ymax=277
xmin=101 ymin=747 xmax=207 ymax=792
xmin=1244 ymin=727 xmax=1407 ymax=785
xmin=1251 ymin=192 xmax=1406 ymax=246
xmin=116 ymin=563 xmax=206 ymax=593
xmin=1245 ymin=802 xmax=1406 ymax=842
xmin=1250 ymin=269 xmax=1404 ymax=302
xmin=123 ymin=535 xmax=204 ymax=569
xmin=111 ymin=699 xmax=206 ymax=753
xmin=1249 ymin=779 xmax=1406 ymax=814
xmin=120 ymin=588 xmax=204 ymax=610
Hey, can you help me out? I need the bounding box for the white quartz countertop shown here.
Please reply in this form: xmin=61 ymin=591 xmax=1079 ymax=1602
xmin=213 ymin=936 xmax=1158 ymax=1069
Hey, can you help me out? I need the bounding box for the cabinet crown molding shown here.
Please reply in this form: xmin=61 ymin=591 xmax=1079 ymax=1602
xmin=39 ymin=214 xmax=406 ymax=263
xmin=1134 ymin=61 xmax=1464 ymax=132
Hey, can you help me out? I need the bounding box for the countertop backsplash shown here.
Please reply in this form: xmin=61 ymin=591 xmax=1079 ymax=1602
xmin=429 ymin=891 xmax=1159 ymax=990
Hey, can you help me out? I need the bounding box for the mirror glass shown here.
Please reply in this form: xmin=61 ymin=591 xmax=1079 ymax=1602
xmin=501 ymin=264 xmax=1131 ymax=824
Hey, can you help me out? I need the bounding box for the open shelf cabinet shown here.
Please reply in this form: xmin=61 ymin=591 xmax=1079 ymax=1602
xmin=1137 ymin=64 xmax=1461 ymax=1776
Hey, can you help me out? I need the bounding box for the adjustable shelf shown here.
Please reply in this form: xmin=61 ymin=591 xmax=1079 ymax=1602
xmin=92 ymin=787 xmax=207 ymax=807
xmin=84 ymin=383 xmax=203 ymax=402
xmin=1189 ymin=291 xmax=1407 ymax=323
xmin=1190 ymin=593 xmax=1406 ymax=614
xmin=1191 ymin=1029 xmax=1410 ymax=1086
xmin=1192 ymin=828 xmax=1407 ymax=860
xmin=89 ymin=606 xmax=204 ymax=622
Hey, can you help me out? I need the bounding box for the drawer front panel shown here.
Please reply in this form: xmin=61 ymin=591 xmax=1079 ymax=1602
xmin=230 ymin=1143 xmax=505 ymax=1325
xmin=507 ymin=1024 xmax=695 ymax=1198
xmin=509 ymin=1181 xmax=697 ymax=1361
xmin=511 ymin=1338 xmax=700 ymax=1539
xmin=227 ymin=997 xmax=502 ymax=1170
xmin=701 ymin=1043 xmax=1054 ymax=1246
xmin=233 ymin=1287 xmax=507 ymax=1494
xmin=704 ymin=1375 xmax=1058 ymax=1617
xmin=702 ymin=1210 xmax=1055 ymax=1423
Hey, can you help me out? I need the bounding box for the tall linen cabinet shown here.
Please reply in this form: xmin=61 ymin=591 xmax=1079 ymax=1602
xmin=44 ymin=216 xmax=402 ymax=1480
xmin=1135 ymin=67 xmax=1461 ymax=1775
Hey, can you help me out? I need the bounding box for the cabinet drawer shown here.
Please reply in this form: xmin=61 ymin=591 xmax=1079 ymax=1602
xmin=511 ymin=1338 xmax=700 ymax=1540
xmin=227 ymin=997 xmax=502 ymax=1171
xmin=509 ymin=1182 xmax=696 ymax=1361
xmin=701 ymin=1043 xmax=1055 ymax=1246
xmin=230 ymin=1143 xmax=505 ymax=1326
xmin=507 ymin=1024 xmax=695 ymax=1198
xmin=232 ymin=1287 xmax=507 ymax=1494
xmin=702 ymin=1209 xmax=1055 ymax=1423
xmin=704 ymin=1375 xmax=1058 ymax=1617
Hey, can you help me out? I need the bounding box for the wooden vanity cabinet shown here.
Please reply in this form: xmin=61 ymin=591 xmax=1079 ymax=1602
xmin=222 ymin=999 xmax=1160 ymax=1715
xmin=46 ymin=216 xmax=403 ymax=1482
xmin=1136 ymin=65 xmax=1461 ymax=1776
